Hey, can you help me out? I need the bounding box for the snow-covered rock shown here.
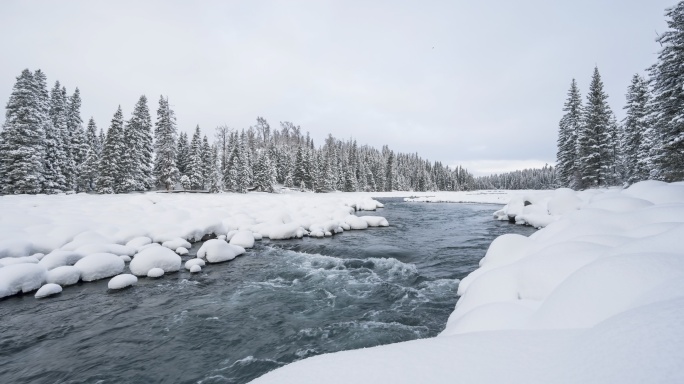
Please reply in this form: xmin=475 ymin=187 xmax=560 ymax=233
xmin=75 ymin=243 xmax=136 ymax=257
xmin=162 ymin=237 xmax=191 ymax=250
xmin=344 ymin=215 xmax=368 ymax=230
xmin=0 ymin=263 xmax=47 ymax=298
xmin=108 ymin=274 xmax=138 ymax=290
xmin=35 ymin=283 xmax=62 ymax=298
xmin=229 ymin=230 xmax=255 ymax=248
xmin=0 ymin=255 xmax=39 ymax=267
xmin=175 ymin=247 xmax=189 ymax=255
xmin=189 ymin=265 xmax=201 ymax=273
xmin=360 ymin=216 xmax=389 ymax=227
xmin=147 ymin=268 xmax=165 ymax=278
xmin=74 ymin=253 xmax=125 ymax=282
xmin=119 ymin=255 xmax=131 ymax=262
xmin=125 ymin=236 xmax=152 ymax=250
xmin=129 ymin=246 xmax=181 ymax=276
xmin=38 ymin=250 xmax=85 ymax=270
xmin=184 ymin=258 xmax=205 ymax=270
xmin=46 ymin=265 xmax=81 ymax=286
xmin=197 ymin=239 xmax=245 ymax=263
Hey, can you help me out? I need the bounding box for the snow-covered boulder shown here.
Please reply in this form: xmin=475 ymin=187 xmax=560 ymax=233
xmin=184 ymin=258 xmax=206 ymax=270
xmin=360 ymin=216 xmax=389 ymax=227
xmin=75 ymin=243 xmax=136 ymax=257
xmin=108 ymin=274 xmax=138 ymax=290
xmin=197 ymin=239 xmax=245 ymax=263
xmin=147 ymin=268 xmax=165 ymax=278
xmin=38 ymin=250 xmax=86 ymax=270
xmin=129 ymin=246 xmax=181 ymax=276
xmin=162 ymin=237 xmax=191 ymax=250
xmin=119 ymin=255 xmax=131 ymax=262
xmin=74 ymin=253 xmax=125 ymax=282
xmin=46 ymin=265 xmax=81 ymax=286
xmin=344 ymin=215 xmax=368 ymax=230
xmin=125 ymin=236 xmax=152 ymax=250
xmin=267 ymin=223 xmax=302 ymax=240
xmin=176 ymin=247 xmax=189 ymax=255
xmin=0 ymin=263 xmax=47 ymax=298
xmin=35 ymin=283 xmax=62 ymax=298
xmin=229 ymin=230 xmax=255 ymax=248
xmin=190 ymin=265 xmax=201 ymax=273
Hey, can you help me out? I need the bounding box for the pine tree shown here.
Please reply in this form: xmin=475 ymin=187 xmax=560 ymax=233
xmin=577 ymin=67 xmax=614 ymax=188
xmin=201 ymin=135 xmax=212 ymax=189
xmin=97 ymin=106 xmax=125 ymax=194
xmin=153 ymin=96 xmax=179 ymax=190
xmin=0 ymin=69 xmax=45 ymax=194
xmin=209 ymin=144 xmax=223 ymax=193
xmin=187 ymin=125 xmax=203 ymax=189
xmin=66 ymin=88 xmax=87 ymax=191
xmin=78 ymin=147 xmax=99 ymax=192
xmin=85 ymin=117 xmax=99 ymax=154
xmin=44 ymin=81 xmax=69 ymax=192
xmin=556 ymin=79 xmax=583 ymax=188
xmin=621 ymin=74 xmax=652 ymax=184
xmin=648 ymin=2 xmax=684 ymax=181
xmin=386 ymin=150 xmax=397 ymax=191
xmin=176 ymin=131 xmax=190 ymax=176
xmin=131 ymin=95 xmax=154 ymax=190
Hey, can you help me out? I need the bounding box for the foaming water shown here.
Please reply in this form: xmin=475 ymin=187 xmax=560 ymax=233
xmin=0 ymin=199 xmax=535 ymax=384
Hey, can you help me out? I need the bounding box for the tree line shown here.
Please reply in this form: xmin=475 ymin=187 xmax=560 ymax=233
xmin=556 ymin=2 xmax=684 ymax=189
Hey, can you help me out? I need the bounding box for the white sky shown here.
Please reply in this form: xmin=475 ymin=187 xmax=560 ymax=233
xmin=0 ymin=0 xmax=674 ymax=176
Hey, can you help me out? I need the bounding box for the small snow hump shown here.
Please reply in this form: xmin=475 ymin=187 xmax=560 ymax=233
xmin=147 ymin=268 xmax=165 ymax=278
xmin=35 ymin=283 xmax=62 ymax=299
xmin=108 ymin=274 xmax=138 ymax=290
xmin=189 ymin=265 xmax=202 ymax=273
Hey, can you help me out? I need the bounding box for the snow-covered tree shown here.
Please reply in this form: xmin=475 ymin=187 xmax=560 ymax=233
xmin=208 ymin=144 xmax=223 ymax=193
xmin=0 ymin=69 xmax=45 ymax=194
xmin=97 ymin=106 xmax=125 ymax=194
xmin=556 ymin=79 xmax=583 ymax=188
xmin=577 ymin=67 xmax=615 ymax=188
xmin=648 ymin=2 xmax=684 ymax=181
xmin=176 ymin=131 xmax=190 ymax=176
xmin=187 ymin=125 xmax=203 ymax=189
xmin=44 ymin=81 xmax=69 ymax=192
xmin=201 ymin=135 xmax=212 ymax=189
xmin=153 ymin=96 xmax=179 ymax=190
xmin=620 ymin=74 xmax=652 ymax=184
xmin=66 ymin=88 xmax=87 ymax=190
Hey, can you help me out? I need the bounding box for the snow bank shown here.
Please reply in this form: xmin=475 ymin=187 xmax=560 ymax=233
xmin=0 ymin=264 xmax=47 ymax=299
xmin=0 ymin=191 xmax=389 ymax=299
xmin=34 ymin=283 xmax=62 ymax=298
xmin=74 ymin=253 xmax=125 ymax=282
xmin=252 ymin=181 xmax=684 ymax=384
xmin=108 ymin=274 xmax=138 ymax=290
xmin=197 ymin=239 xmax=245 ymax=263
xmin=129 ymin=246 xmax=181 ymax=276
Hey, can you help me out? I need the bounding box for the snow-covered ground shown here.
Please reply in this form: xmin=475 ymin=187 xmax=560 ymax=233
xmin=252 ymin=180 xmax=684 ymax=384
xmin=0 ymin=191 xmax=390 ymax=299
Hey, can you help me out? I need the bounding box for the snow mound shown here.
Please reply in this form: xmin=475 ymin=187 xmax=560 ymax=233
xmin=35 ymin=283 xmax=62 ymax=298
xmin=190 ymin=265 xmax=201 ymax=273
xmin=46 ymin=266 xmax=81 ymax=286
xmin=229 ymin=230 xmax=255 ymax=248
xmin=125 ymin=236 xmax=152 ymax=250
xmin=197 ymin=239 xmax=245 ymax=263
xmin=108 ymin=274 xmax=138 ymax=290
xmin=344 ymin=215 xmax=368 ymax=230
xmin=119 ymin=255 xmax=131 ymax=262
xmin=266 ymin=223 xmax=302 ymax=240
xmin=147 ymin=268 xmax=165 ymax=278
xmin=184 ymin=258 xmax=206 ymax=270
xmin=38 ymin=250 xmax=86 ymax=270
xmin=0 ymin=263 xmax=47 ymax=299
xmin=129 ymin=246 xmax=181 ymax=276
xmin=176 ymin=247 xmax=189 ymax=255
xmin=75 ymin=243 xmax=136 ymax=257
xmin=162 ymin=237 xmax=191 ymax=250
xmin=360 ymin=216 xmax=389 ymax=227
xmin=74 ymin=253 xmax=125 ymax=282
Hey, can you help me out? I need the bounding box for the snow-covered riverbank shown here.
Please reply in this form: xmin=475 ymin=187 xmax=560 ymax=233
xmin=252 ymin=180 xmax=684 ymax=384
xmin=0 ymin=191 xmax=391 ymax=299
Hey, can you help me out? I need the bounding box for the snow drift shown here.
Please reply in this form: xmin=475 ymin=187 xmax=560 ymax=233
xmin=252 ymin=181 xmax=684 ymax=384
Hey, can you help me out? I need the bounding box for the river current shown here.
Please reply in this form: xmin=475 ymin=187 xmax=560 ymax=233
xmin=0 ymin=198 xmax=535 ymax=383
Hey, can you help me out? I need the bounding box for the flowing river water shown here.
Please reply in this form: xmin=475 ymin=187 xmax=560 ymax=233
xmin=0 ymin=198 xmax=535 ymax=383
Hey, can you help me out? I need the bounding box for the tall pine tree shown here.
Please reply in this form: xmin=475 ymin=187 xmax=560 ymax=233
xmin=556 ymin=79 xmax=583 ymax=188
xmin=153 ymin=96 xmax=179 ymax=190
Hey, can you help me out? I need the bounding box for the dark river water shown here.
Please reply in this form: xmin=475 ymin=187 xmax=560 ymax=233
xmin=0 ymin=198 xmax=535 ymax=384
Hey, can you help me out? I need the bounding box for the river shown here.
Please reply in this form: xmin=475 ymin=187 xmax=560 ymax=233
xmin=0 ymin=198 xmax=535 ymax=384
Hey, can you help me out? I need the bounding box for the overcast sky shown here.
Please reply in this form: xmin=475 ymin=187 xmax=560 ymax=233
xmin=0 ymin=0 xmax=674 ymax=176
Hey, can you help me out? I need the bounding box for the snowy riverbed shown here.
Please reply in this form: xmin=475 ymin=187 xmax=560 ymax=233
xmin=252 ymin=180 xmax=684 ymax=384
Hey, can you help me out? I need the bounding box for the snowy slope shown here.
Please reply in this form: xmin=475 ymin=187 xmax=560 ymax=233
xmin=252 ymin=181 xmax=684 ymax=384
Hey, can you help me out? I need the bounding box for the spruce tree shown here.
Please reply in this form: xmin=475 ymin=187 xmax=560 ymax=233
xmin=208 ymin=144 xmax=223 ymax=193
xmin=0 ymin=69 xmax=45 ymax=194
xmin=176 ymin=131 xmax=190 ymax=176
xmin=622 ymin=74 xmax=652 ymax=184
xmin=648 ymin=2 xmax=684 ymax=181
xmin=97 ymin=106 xmax=125 ymax=194
xmin=577 ymin=67 xmax=614 ymax=188
xmin=201 ymin=135 xmax=212 ymax=189
xmin=129 ymin=95 xmax=154 ymax=190
xmin=556 ymin=79 xmax=583 ymax=188
xmin=153 ymin=96 xmax=179 ymax=190
xmin=44 ymin=81 xmax=68 ymax=192
xmin=66 ymin=88 xmax=87 ymax=190
xmin=188 ymin=125 xmax=203 ymax=189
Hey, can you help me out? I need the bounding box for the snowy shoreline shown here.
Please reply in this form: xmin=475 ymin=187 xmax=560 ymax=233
xmin=0 ymin=191 xmax=394 ymax=299
xmin=252 ymin=180 xmax=684 ymax=384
